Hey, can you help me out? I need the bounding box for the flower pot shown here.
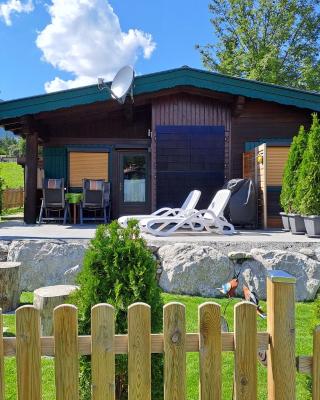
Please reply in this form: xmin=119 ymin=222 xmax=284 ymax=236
xmin=303 ymin=216 xmax=320 ymax=238
xmin=288 ymin=214 xmax=306 ymax=235
xmin=279 ymin=212 xmax=290 ymax=232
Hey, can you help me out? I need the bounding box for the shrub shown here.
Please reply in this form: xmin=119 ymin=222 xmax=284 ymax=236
xmin=280 ymin=125 xmax=308 ymax=213
xmin=70 ymin=220 xmax=163 ymax=400
xmin=295 ymin=113 xmax=320 ymax=215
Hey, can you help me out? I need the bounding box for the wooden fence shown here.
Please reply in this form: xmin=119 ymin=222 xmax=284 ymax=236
xmin=0 ymin=270 xmax=319 ymax=400
xmin=2 ymin=188 xmax=24 ymax=209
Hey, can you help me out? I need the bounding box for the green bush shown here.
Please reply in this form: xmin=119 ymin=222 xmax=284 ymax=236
xmin=70 ymin=220 xmax=163 ymax=400
xmin=295 ymin=114 xmax=320 ymax=215
xmin=280 ymin=125 xmax=308 ymax=213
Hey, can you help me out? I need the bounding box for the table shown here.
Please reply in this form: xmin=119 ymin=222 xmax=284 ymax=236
xmin=65 ymin=193 xmax=83 ymax=224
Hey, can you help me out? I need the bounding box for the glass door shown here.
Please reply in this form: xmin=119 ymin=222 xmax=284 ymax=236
xmin=118 ymin=151 xmax=150 ymax=216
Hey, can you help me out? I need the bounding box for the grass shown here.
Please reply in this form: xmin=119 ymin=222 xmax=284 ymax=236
xmin=0 ymin=162 xmax=24 ymax=189
xmin=3 ymin=292 xmax=315 ymax=399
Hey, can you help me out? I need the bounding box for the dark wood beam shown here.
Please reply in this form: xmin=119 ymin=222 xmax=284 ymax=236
xmin=24 ymin=121 xmax=38 ymax=224
xmin=232 ymin=96 xmax=246 ymax=117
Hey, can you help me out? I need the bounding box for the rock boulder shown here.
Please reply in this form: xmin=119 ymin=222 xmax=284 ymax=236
xmin=159 ymin=243 xmax=233 ymax=297
xmin=236 ymin=248 xmax=320 ymax=301
xmin=7 ymin=240 xmax=87 ymax=291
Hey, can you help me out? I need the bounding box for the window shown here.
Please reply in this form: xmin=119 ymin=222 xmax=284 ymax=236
xmin=69 ymin=152 xmax=109 ymax=187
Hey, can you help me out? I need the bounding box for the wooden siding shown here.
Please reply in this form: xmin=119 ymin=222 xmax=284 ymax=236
xmin=69 ymin=152 xmax=109 ymax=187
xmin=232 ymin=99 xmax=311 ymax=178
xmin=151 ymin=94 xmax=232 ymax=210
xmin=266 ymin=147 xmax=290 ymax=186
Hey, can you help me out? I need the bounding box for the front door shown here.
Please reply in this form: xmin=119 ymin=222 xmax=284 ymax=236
xmin=117 ymin=150 xmax=150 ymax=217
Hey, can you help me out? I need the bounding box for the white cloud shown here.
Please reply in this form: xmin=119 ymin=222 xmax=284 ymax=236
xmin=36 ymin=0 xmax=156 ymax=93
xmin=0 ymin=0 xmax=34 ymax=26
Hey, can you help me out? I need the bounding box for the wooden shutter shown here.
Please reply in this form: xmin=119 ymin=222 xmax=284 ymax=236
xmin=266 ymin=147 xmax=290 ymax=186
xmin=69 ymin=152 xmax=109 ymax=187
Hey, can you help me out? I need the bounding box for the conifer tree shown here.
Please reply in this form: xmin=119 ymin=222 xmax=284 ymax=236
xmin=280 ymin=125 xmax=308 ymax=213
xmin=295 ymin=114 xmax=320 ymax=215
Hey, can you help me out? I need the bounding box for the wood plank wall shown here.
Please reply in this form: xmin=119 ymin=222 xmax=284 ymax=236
xmin=232 ymin=99 xmax=311 ymax=178
xmin=151 ymin=94 xmax=232 ymax=210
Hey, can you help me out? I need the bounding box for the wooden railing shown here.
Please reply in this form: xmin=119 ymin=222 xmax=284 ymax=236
xmin=2 ymin=188 xmax=24 ymax=209
xmin=0 ymin=271 xmax=319 ymax=399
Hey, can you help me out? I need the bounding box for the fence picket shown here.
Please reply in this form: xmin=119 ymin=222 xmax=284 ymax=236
xmin=2 ymin=188 xmax=24 ymax=209
xmin=128 ymin=303 xmax=151 ymax=400
xmin=0 ymin=309 xmax=4 ymax=400
xmin=16 ymin=306 xmax=41 ymax=400
xmin=91 ymin=304 xmax=115 ymax=400
xmin=199 ymin=302 xmax=221 ymax=400
xmin=234 ymin=302 xmax=257 ymax=400
xmin=54 ymin=305 xmax=79 ymax=400
xmin=164 ymin=302 xmax=186 ymax=400
xmin=313 ymin=326 xmax=320 ymax=399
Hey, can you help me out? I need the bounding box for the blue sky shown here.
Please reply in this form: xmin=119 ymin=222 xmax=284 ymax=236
xmin=0 ymin=0 xmax=213 ymax=101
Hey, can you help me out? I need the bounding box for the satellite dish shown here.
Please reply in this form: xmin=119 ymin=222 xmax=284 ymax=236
xmin=98 ymin=66 xmax=134 ymax=104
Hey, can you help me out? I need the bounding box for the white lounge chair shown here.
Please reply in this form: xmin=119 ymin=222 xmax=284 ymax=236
xmin=139 ymin=189 xmax=235 ymax=237
xmin=118 ymin=190 xmax=201 ymax=227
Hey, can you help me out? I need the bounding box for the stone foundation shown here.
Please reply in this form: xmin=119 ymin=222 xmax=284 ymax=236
xmin=1 ymin=238 xmax=320 ymax=301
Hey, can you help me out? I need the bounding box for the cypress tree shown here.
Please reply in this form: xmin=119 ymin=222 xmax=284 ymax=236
xmin=295 ymin=113 xmax=320 ymax=215
xmin=280 ymin=125 xmax=308 ymax=213
xmin=70 ymin=220 xmax=163 ymax=399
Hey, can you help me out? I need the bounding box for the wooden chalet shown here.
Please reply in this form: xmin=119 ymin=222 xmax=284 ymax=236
xmin=0 ymin=66 xmax=320 ymax=225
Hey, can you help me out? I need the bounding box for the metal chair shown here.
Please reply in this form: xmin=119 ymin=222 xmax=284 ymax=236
xmin=80 ymin=179 xmax=111 ymax=224
xmin=38 ymin=178 xmax=70 ymax=224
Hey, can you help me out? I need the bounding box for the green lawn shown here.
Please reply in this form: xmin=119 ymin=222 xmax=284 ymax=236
xmin=3 ymin=292 xmax=314 ymax=399
xmin=0 ymin=162 xmax=24 ymax=189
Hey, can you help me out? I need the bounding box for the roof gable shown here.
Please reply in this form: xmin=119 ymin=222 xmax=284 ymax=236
xmin=1 ymin=67 xmax=320 ymax=121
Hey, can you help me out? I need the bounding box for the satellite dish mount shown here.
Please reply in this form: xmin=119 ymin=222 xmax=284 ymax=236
xmin=98 ymin=65 xmax=134 ymax=104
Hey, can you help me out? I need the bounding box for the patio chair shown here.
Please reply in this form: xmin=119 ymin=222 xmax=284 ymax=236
xmin=139 ymin=189 xmax=235 ymax=237
xmin=38 ymin=178 xmax=70 ymax=224
xmin=118 ymin=190 xmax=201 ymax=227
xmin=80 ymin=179 xmax=111 ymax=224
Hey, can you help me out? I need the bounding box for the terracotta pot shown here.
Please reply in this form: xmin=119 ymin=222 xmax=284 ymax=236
xmin=303 ymin=216 xmax=320 ymax=238
xmin=279 ymin=212 xmax=290 ymax=232
xmin=288 ymin=214 xmax=306 ymax=235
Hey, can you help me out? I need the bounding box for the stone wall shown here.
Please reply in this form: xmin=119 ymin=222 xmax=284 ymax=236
xmin=1 ymin=239 xmax=320 ymax=301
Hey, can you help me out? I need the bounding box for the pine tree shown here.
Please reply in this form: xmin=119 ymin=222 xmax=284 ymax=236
xmin=280 ymin=125 xmax=308 ymax=213
xmin=295 ymin=114 xmax=320 ymax=215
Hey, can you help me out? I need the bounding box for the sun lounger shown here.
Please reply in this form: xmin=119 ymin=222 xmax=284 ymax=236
xmin=139 ymin=189 xmax=235 ymax=237
xmin=118 ymin=190 xmax=201 ymax=227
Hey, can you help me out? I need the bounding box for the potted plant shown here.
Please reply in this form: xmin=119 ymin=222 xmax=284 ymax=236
xmin=280 ymin=125 xmax=308 ymax=233
xmin=296 ymin=114 xmax=320 ymax=237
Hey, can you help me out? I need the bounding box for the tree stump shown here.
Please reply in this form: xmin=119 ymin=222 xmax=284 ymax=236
xmin=33 ymin=285 xmax=78 ymax=336
xmin=0 ymin=262 xmax=21 ymax=312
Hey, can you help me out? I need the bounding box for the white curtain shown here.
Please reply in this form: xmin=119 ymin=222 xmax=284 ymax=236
xmin=124 ymin=179 xmax=145 ymax=202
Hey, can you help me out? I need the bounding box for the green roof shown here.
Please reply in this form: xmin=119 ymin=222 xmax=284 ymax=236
xmin=1 ymin=66 xmax=320 ymax=121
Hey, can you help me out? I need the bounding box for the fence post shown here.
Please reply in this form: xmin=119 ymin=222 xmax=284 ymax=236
xmin=199 ymin=302 xmax=221 ymax=400
xmin=163 ymin=302 xmax=186 ymax=400
xmin=16 ymin=306 xmax=42 ymax=400
xmin=91 ymin=304 xmax=115 ymax=400
xmin=54 ymin=304 xmax=79 ymax=400
xmin=267 ymin=270 xmax=296 ymax=400
xmin=234 ymin=302 xmax=257 ymax=400
xmin=128 ymin=303 xmax=151 ymax=400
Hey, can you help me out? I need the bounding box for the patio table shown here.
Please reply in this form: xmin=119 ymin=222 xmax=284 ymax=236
xmin=65 ymin=193 xmax=83 ymax=224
